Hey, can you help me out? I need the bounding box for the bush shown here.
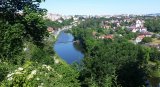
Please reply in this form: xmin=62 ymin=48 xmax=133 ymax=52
xmin=0 ymin=61 xmax=80 ymax=87
xmin=142 ymin=37 xmax=152 ymax=43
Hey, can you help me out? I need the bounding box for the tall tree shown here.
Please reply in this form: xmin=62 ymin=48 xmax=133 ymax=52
xmin=145 ymin=18 xmax=160 ymax=33
xmin=0 ymin=0 xmax=48 ymax=59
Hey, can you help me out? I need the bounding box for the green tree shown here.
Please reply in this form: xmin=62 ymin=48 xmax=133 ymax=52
xmin=72 ymin=25 xmax=148 ymax=87
xmin=0 ymin=61 xmax=80 ymax=87
xmin=141 ymin=37 xmax=152 ymax=43
xmin=145 ymin=18 xmax=160 ymax=33
xmin=0 ymin=0 xmax=48 ymax=59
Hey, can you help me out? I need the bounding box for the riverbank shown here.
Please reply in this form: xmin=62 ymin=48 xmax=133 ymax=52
xmin=53 ymin=31 xmax=84 ymax=64
xmin=48 ymin=27 xmax=71 ymax=64
xmin=47 ymin=30 xmax=68 ymax=65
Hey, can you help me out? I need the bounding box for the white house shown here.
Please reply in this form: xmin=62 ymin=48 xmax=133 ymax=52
xmin=136 ymin=20 xmax=143 ymax=28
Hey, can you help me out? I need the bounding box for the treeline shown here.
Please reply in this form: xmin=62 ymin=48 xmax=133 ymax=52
xmin=44 ymin=17 xmax=74 ymax=28
xmin=145 ymin=18 xmax=160 ymax=33
xmin=71 ymin=18 xmax=160 ymax=87
xmin=77 ymin=17 xmax=106 ymax=29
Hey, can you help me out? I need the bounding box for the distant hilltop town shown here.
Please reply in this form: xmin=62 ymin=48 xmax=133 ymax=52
xmin=44 ymin=13 xmax=72 ymax=21
xmin=44 ymin=13 xmax=160 ymax=21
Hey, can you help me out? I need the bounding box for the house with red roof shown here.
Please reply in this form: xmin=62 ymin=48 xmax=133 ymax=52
xmin=98 ymin=35 xmax=113 ymax=39
xmin=135 ymin=35 xmax=145 ymax=43
xmin=104 ymin=35 xmax=113 ymax=39
xmin=139 ymin=32 xmax=152 ymax=37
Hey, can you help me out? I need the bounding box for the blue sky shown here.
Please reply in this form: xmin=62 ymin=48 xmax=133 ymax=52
xmin=40 ymin=0 xmax=160 ymax=15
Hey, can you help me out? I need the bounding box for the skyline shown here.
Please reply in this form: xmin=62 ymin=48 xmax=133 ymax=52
xmin=40 ymin=0 xmax=160 ymax=15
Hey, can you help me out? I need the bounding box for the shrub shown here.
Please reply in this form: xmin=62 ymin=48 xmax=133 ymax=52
xmin=142 ymin=37 xmax=152 ymax=43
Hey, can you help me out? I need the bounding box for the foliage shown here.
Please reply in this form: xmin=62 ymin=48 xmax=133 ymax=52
xmin=44 ymin=18 xmax=73 ymax=28
xmin=145 ymin=18 xmax=160 ymax=33
xmin=1 ymin=1 xmax=160 ymax=86
xmin=0 ymin=0 xmax=48 ymax=59
xmin=71 ymin=23 xmax=160 ymax=87
xmin=77 ymin=17 xmax=106 ymax=29
xmin=0 ymin=62 xmax=17 ymax=83
xmin=0 ymin=61 xmax=80 ymax=87
xmin=115 ymin=28 xmax=138 ymax=40
xmin=61 ymin=17 xmax=74 ymax=26
xmin=0 ymin=34 xmax=80 ymax=86
xmin=44 ymin=19 xmax=62 ymax=28
xmin=141 ymin=37 xmax=152 ymax=43
xmin=0 ymin=1 xmax=80 ymax=87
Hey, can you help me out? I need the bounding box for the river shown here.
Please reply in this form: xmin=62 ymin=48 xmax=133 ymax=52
xmin=54 ymin=31 xmax=84 ymax=64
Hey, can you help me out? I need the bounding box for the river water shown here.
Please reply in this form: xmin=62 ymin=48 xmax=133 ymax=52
xmin=54 ymin=31 xmax=84 ymax=64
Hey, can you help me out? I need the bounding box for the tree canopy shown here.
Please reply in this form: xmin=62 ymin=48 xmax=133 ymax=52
xmin=145 ymin=18 xmax=160 ymax=33
xmin=0 ymin=0 xmax=48 ymax=59
xmin=71 ymin=20 xmax=160 ymax=87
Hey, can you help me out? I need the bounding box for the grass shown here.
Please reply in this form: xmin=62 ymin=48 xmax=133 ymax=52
xmin=148 ymin=61 xmax=157 ymax=66
xmin=150 ymin=70 xmax=160 ymax=78
xmin=148 ymin=61 xmax=160 ymax=78
xmin=151 ymin=38 xmax=160 ymax=45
